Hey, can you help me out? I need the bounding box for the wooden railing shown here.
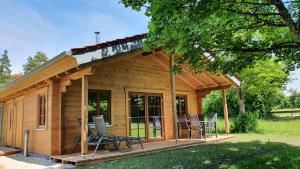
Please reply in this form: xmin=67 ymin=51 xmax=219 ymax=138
xmin=271 ymin=108 xmax=300 ymax=117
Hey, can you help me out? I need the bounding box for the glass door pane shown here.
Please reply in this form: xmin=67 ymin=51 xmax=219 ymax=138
xmin=148 ymin=95 xmax=163 ymax=140
xmin=129 ymin=94 xmax=146 ymax=139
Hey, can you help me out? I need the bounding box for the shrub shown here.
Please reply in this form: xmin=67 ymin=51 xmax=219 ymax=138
xmin=203 ymin=89 xmax=239 ymax=117
xmin=232 ymin=112 xmax=258 ymax=133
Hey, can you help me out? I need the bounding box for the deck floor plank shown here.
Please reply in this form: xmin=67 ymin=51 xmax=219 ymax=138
xmin=51 ymin=135 xmax=234 ymax=166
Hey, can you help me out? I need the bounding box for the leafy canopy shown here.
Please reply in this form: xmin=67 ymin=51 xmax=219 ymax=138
xmin=23 ymin=51 xmax=48 ymax=74
xmin=121 ymin=0 xmax=300 ymax=74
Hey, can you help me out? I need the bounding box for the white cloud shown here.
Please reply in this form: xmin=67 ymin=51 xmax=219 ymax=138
xmin=0 ymin=1 xmax=62 ymax=73
xmin=0 ymin=0 xmax=149 ymax=74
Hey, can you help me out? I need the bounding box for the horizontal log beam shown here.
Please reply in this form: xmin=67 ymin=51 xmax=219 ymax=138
xmin=197 ymin=84 xmax=232 ymax=92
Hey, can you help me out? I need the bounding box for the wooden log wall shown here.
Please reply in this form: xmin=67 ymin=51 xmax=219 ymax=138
xmin=61 ymin=53 xmax=201 ymax=153
xmin=1 ymin=85 xmax=52 ymax=155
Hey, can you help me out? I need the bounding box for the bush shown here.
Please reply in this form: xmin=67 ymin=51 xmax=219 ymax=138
xmin=232 ymin=112 xmax=258 ymax=133
xmin=203 ymin=89 xmax=239 ymax=117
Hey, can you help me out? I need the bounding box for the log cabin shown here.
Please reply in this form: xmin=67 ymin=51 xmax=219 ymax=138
xmin=0 ymin=33 xmax=239 ymax=156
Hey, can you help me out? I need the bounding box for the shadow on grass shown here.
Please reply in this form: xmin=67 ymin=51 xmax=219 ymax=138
xmin=75 ymin=141 xmax=300 ymax=169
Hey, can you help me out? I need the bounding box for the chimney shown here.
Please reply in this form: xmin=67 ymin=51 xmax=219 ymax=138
xmin=95 ymin=31 xmax=100 ymax=43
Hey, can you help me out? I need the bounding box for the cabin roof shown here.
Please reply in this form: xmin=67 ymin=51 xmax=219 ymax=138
xmin=0 ymin=33 xmax=239 ymax=101
xmin=71 ymin=33 xmax=147 ymax=55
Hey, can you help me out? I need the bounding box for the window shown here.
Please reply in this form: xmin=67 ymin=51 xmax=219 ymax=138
xmin=38 ymin=94 xmax=47 ymax=128
xmin=176 ymin=95 xmax=188 ymax=115
xmin=88 ymin=90 xmax=111 ymax=124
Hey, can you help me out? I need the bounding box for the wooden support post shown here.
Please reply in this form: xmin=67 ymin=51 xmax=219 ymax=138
xmin=81 ymin=76 xmax=88 ymax=155
xmin=222 ymin=89 xmax=230 ymax=133
xmin=196 ymin=92 xmax=202 ymax=115
xmin=169 ymin=55 xmax=178 ymax=143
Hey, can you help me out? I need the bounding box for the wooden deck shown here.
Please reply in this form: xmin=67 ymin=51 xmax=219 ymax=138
xmin=0 ymin=147 xmax=21 ymax=156
xmin=51 ymin=135 xmax=234 ymax=166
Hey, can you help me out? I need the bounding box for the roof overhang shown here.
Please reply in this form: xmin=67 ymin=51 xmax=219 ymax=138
xmin=0 ymin=52 xmax=78 ymax=100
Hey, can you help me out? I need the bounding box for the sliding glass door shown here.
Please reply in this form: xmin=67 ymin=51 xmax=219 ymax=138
xmin=129 ymin=92 xmax=164 ymax=141
xmin=129 ymin=94 xmax=146 ymax=139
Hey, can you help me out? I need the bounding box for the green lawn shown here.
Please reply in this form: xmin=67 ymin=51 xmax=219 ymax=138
xmin=226 ymin=118 xmax=300 ymax=146
xmin=76 ymin=118 xmax=300 ymax=169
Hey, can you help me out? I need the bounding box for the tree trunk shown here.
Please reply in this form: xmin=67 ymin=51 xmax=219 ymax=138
xmin=237 ymin=87 xmax=246 ymax=114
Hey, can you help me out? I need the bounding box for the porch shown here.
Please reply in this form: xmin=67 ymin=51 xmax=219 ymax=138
xmin=51 ymin=135 xmax=234 ymax=166
xmin=55 ymin=51 xmax=238 ymax=156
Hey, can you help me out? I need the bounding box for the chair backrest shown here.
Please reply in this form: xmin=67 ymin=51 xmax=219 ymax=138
xmin=209 ymin=113 xmax=218 ymax=123
xmin=189 ymin=114 xmax=202 ymax=130
xmin=197 ymin=114 xmax=205 ymax=121
xmin=177 ymin=114 xmax=190 ymax=129
xmin=154 ymin=116 xmax=161 ymax=128
xmin=93 ymin=116 xmax=108 ymax=137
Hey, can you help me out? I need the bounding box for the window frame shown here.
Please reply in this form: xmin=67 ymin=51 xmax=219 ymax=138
xmin=88 ymin=89 xmax=112 ymax=124
xmin=36 ymin=92 xmax=47 ymax=129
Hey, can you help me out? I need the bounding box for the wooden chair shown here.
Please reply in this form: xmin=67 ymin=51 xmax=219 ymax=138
xmin=177 ymin=114 xmax=191 ymax=138
xmin=189 ymin=114 xmax=205 ymax=139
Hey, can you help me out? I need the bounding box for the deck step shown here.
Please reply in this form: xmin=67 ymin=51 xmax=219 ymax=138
xmin=0 ymin=147 xmax=22 ymax=156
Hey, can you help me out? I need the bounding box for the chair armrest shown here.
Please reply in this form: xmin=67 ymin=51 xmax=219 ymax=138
xmin=198 ymin=121 xmax=208 ymax=124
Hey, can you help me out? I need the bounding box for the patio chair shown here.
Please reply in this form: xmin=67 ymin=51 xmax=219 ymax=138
xmin=70 ymin=119 xmax=98 ymax=153
xmin=91 ymin=116 xmax=119 ymax=156
xmin=207 ymin=113 xmax=218 ymax=138
xmin=92 ymin=116 xmax=144 ymax=154
xmin=177 ymin=114 xmax=191 ymax=138
xmin=153 ymin=116 xmax=162 ymax=138
xmin=189 ymin=114 xmax=204 ymax=139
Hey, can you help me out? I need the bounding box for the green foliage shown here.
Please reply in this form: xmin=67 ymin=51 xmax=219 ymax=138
xmin=121 ymin=0 xmax=300 ymax=74
xmin=203 ymin=59 xmax=289 ymax=118
xmin=23 ymin=51 xmax=48 ymax=74
xmin=0 ymin=50 xmax=12 ymax=87
xmin=203 ymin=89 xmax=239 ymax=117
xmin=240 ymin=59 xmax=290 ymax=118
xmin=287 ymin=89 xmax=300 ymax=108
xmin=232 ymin=112 xmax=259 ymax=133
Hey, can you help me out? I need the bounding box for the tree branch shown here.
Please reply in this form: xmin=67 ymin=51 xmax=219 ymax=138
xmin=270 ymin=0 xmax=299 ymax=37
xmin=223 ymin=42 xmax=300 ymax=53
xmin=226 ymin=8 xmax=280 ymax=16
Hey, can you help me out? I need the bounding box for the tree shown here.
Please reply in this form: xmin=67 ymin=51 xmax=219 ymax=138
xmin=23 ymin=52 xmax=48 ymax=74
xmin=240 ymin=59 xmax=289 ymax=117
xmin=203 ymin=59 xmax=289 ymax=118
xmin=121 ymin=0 xmax=300 ymax=74
xmin=0 ymin=49 xmax=12 ymax=87
xmin=287 ymin=89 xmax=300 ymax=108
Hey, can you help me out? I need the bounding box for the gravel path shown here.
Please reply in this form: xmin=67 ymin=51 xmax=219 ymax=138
xmin=0 ymin=153 xmax=74 ymax=169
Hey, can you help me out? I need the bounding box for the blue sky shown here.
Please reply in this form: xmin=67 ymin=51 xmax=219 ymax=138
xmin=0 ymin=0 xmax=299 ymax=92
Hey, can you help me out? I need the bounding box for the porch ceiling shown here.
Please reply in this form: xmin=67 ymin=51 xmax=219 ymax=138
xmin=153 ymin=52 xmax=239 ymax=91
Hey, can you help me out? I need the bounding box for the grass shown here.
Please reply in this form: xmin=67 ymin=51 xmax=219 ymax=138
xmin=75 ymin=118 xmax=300 ymax=169
xmin=228 ymin=118 xmax=300 ymax=146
